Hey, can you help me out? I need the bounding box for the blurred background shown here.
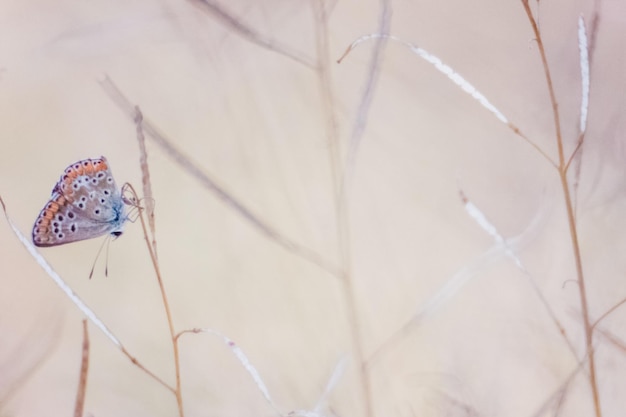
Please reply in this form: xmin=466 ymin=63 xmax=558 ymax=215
xmin=1 ymin=0 xmax=626 ymax=416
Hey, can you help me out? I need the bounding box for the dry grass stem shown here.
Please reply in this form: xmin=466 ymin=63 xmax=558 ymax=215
xmin=0 ymin=196 xmax=176 ymax=395
xmin=578 ymin=15 xmax=590 ymax=135
xmin=342 ymin=0 xmax=392 ymax=194
xmin=367 ymin=191 xmax=578 ymax=367
xmin=592 ymin=297 xmax=626 ymax=329
xmin=176 ymin=328 xmax=344 ymax=417
xmin=134 ymin=107 xmax=157 ymax=256
xmin=0 ymin=196 xmax=122 ymax=348
xmin=529 ymin=362 xmax=584 ymax=417
xmin=521 ymin=2 xmax=602 ymax=415
xmin=176 ymin=328 xmax=282 ymax=416
xmin=338 ymin=33 xmax=556 ymax=167
xmin=459 ymin=189 xmax=578 ymax=356
xmin=73 ymin=320 xmax=90 ymax=417
xmin=124 ymin=183 xmax=184 ymax=417
xmin=596 ymin=327 xmax=626 ymax=356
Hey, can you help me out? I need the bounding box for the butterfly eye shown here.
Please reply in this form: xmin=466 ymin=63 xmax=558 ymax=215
xmin=107 ymin=177 xmax=113 ymax=184
xmin=70 ymin=224 xmax=76 ymax=232
xmin=103 ymin=190 xmax=110 ymax=196
xmin=94 ymin=209 xmax=100 ymax=215
xmin=111 ymin=231 xmax=122 ymax=237
xmin=67 ymin=211 xmax=75 ymax=219
xmin=78 ymin=202 xmax=85 ymax=209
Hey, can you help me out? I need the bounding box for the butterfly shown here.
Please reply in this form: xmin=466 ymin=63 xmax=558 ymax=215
xmin=32 ymin=157 xmax=128 ymax=247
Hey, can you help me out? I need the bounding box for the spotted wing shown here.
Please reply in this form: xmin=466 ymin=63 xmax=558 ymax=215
xmin=32 ymin=157 xmax=126 ymax=247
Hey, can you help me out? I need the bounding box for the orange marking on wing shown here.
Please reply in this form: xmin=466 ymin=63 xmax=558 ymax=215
xmin=64 ymin=170 xmax=79 ymax=182
xmin=95 ymin=158 xmax=109 ymax=171
xmin=37 ymin=217 xmax=51 ymax=227
xmin=35 ymin=226 xmax=48 ymax=234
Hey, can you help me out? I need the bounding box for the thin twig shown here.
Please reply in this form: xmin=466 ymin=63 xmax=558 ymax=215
xmin=342 ymin=0 xmax=392 ymax=195
xmin=73 ymin=320 xmax=90 ymax=417
xmin=176 ymin=328 xmax=282 ymax=416
xmin=134 ymin=107 xmax=157 ymax=257
xmin=458 ymin=189 xmax=579 ymax=358
xmin=0 ymin=196 xmax=175 ymax=395
xmin=592 ymin=297 xmax=626 ymax=329
xmin=529 ymin=361 xmax=586 ymax=417
xmin=124 ymin=184 xmax=184 ymax=417
xmin=521 ymin=2 xmax=602 ymax=416
xmin=338 ymin=33 xmax=557 ymax=168
xmin=596 ymin=326 xmax=626 ymax=356
xmin=565 ymin=138 xmax=584 ymax=173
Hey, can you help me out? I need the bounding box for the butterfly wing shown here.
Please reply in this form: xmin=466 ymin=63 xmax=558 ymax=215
xmin=32 ymin=157 xmax=126 ymax=247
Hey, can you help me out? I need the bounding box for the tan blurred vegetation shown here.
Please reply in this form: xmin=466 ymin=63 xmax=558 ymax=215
xmin=1 ymin=0 xmax=626 ymax=416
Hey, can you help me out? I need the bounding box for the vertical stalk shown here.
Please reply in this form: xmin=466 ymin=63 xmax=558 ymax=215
xmin=140 ymin=209 xmax=185 ymax=417
xmin=130 ymin=177 xmax=185 ymax=416
xmin=521 ymin=2 xmax=602 ymax=415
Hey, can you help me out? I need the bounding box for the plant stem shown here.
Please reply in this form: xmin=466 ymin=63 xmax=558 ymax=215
xmin=521 ymin=2 xmax=602 ymax=415
xmin=132 ymin=184 xmax=185 ymax=417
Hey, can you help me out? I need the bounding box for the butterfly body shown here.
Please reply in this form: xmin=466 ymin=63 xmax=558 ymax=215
xmin=32 ymin=157 xmax=127 ymax=247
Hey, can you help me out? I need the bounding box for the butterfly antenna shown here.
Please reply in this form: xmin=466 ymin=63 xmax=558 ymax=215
xmin=89 ymin=237 xmax=109 ymax=279
xmin=104 ymin=236 xmax=112 ymax=277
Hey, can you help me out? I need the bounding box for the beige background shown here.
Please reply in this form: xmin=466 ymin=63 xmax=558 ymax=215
xmin=1 ymin=0 xmax=626 ymax=416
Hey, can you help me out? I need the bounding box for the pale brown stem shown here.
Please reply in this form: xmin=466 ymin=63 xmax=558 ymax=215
xmin=125 ymin=183 xmax=185 ymax=417
xmin=521 ymin=2 xmax=602 ymax=416
xmin=73 ymin=320 xmax=90 ymax=417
